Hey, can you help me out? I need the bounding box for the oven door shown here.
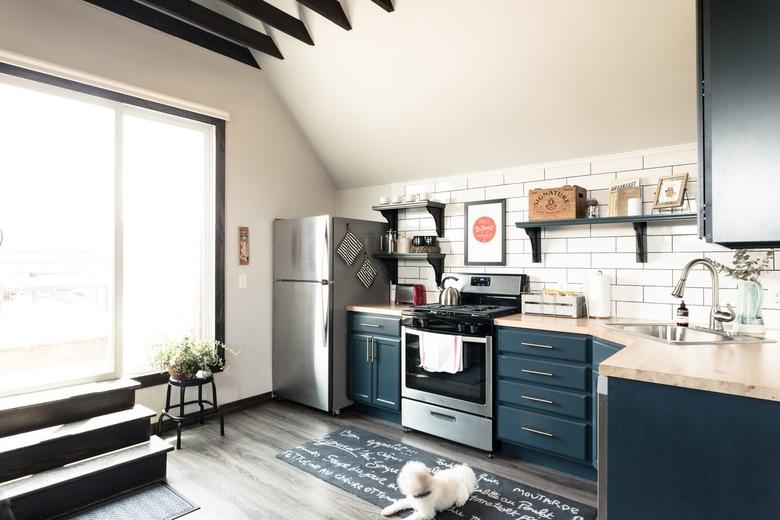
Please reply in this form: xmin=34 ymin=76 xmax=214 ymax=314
xmin=401 ymin=327 xmax=492 ymax=418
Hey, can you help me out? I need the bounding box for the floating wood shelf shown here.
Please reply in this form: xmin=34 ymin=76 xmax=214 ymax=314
xmin=372 ymin=253 xmax=445 ymax=286
xmin=372 ymin=201 xmax=446 ymax=238
xmin=515 ymin=214 xmax=698 ymax=263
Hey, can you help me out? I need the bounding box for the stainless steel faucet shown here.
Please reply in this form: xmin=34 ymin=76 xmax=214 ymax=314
xmin=672 ymin=258 xmax=735 ymax=331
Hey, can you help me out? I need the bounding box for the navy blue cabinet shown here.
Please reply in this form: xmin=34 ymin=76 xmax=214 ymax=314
xmin=347 ymin=312 xmax=401 ymax=413
xmin=497 ymin=327 xmax=624 ymax=480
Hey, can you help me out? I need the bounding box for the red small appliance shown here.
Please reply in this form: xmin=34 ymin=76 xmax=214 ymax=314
xmin=412 ymin=284 xmax=427 ymax=306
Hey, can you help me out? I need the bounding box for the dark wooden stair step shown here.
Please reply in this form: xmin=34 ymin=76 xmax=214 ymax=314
xmin=0 ymin=378 xmax=140 ymax=437
xmin=0 ymin=436 xmax=173 ymax=520
xmin=0 ymin=404 xmax=155 ymax=483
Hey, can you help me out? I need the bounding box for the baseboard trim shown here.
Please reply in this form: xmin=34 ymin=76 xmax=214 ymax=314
xmin=153 ymin=391 xmax=271 ymax=434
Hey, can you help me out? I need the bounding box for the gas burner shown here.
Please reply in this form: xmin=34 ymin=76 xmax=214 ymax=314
xmin=410 ymin=304 xmax=519 ymax=318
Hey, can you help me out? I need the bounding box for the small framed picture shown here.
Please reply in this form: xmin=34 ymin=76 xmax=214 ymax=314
xmin=464 ymin=199 xmax=506 ymax=266
xmin=653 ymin=173 xmax=689 ymax=209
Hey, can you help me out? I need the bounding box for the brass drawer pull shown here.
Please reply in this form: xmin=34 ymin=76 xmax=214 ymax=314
xmin=521 ymin=342 xmax=554 ymax=350
xmin=521 ymin=395 xmax=554 ymax=405
xmin=521 ymin=426 xmax=554 ymax=437
xmin=521 ymin=369 xmax=553 ymax=377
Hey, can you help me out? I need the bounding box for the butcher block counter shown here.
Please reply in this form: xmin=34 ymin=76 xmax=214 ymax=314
xmin=345 ymin=303 xmax=410 ymax=316
xmin=493 ymin=313 xmax=780 ymax=402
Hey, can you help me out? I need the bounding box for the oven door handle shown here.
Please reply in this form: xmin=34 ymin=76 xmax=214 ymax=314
xmin=403 ymin=327 xmax=488 ymax=344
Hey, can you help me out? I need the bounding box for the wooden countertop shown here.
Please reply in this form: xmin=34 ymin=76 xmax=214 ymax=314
xmin=345 ymin=303 xmax=410 ymax=316
xmin=494 ymin=314 xmax=780 ymax=402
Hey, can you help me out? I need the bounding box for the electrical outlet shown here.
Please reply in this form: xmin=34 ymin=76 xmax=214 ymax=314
xmin=238 ymin=274 xmax=248 ymax=289
xmin=774 ymin=289 xmax=780 ymax=307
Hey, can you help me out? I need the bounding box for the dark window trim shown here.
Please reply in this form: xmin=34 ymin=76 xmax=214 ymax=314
xmin=0 ymin=62 xmax=226 ymax=389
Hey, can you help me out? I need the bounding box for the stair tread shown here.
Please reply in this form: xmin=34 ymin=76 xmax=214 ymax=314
xmin=0 ymin=379 xmax=140 ymax=412
xmin=0 ymin=404 xmax=155 ymax=454
xmin=0 ymin=436 xmax=172 ymax=499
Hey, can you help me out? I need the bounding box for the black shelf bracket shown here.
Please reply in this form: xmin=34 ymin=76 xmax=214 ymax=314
xmin=524 ymin=227 xmax=542 ymax=263
xmin=633 ymin=221 xmax=648 ymax=263
xmin=372 ymin=253 xmax=445 ymax=286
xmin=377 ymin=209 xmax=397 ymax=232
xmin=372 ymin=201 xmax=446 ymax=238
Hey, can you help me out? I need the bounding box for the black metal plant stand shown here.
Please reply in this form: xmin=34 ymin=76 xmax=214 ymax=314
xmin=157 ymin=374 xmax=224 ymax=449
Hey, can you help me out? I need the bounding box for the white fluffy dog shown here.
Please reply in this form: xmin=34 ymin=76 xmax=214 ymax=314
xmin=381 ymin=461 xmax=477 ymax=520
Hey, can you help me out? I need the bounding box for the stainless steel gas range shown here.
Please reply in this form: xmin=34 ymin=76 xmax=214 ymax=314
xmin=400 ymin=273 xmax=529 ymax=453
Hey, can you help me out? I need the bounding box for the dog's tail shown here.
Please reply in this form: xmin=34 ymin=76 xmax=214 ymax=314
xmin=453 ymin=465 xmax=478 ymax=507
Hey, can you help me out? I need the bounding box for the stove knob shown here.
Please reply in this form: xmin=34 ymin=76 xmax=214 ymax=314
xmin=458 ymin=322 xmax=467 ymax=333
xmin=469 ymin=324 xmax=479 ymax=335
xmin=419 ymin=317 xmax=428 ymax=328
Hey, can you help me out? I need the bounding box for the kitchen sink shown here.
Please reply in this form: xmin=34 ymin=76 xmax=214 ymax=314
xmin=604 ymin=322 xmax=773 ymax=344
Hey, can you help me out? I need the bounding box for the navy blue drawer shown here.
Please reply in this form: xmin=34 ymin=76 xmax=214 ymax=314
xmin=593 ymin=337 xmax=624 ymax=367
xmin=498 ymin=380 xmax=589 ymax=420
xmin=498 ymin=405 xmax=589 ymax=461
xmin=498 ymin=354 xmax=589 ymax=391
xmin=348 ymin=313 xmax=401 ymax=337
xmin=498 ymin=328 xmax=589 ymax=363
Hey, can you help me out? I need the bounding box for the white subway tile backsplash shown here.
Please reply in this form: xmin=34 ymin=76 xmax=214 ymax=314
xmin=566 ymin=172 xmax=616 ymax=191
xmin=617 ymin=269 xmax=673 ymax=287
xmin=371 ymin=143 xmax=779 ymax=329
xmin=468 ymin=171 xmax=504 ymax=188
xmin=545 ymin=162 xmax=590 ymax=179
xmin=612 ymin=285 xmax=644 ymax=302
xmin=450 ymin=188 xmax=485 ymax=203
xmin=590 ymin=154 xmax=643 ymax=174
xmin=434 ymin=177 xmax=468 ymax=192
xmin=504 ymin=166 xmax=545 ymax=184
xmin=487 ymin=183 xmax=525 ymax=199
xmin=568 ymin=237 xmax=615 ymax=253
xmin=643 ymin=145 xmax=697 ymax=169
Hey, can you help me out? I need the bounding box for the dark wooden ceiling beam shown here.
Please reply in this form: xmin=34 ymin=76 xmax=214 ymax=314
xmin=370 ymin=0 xmax=394 ymax=12
xmin=140 ymin=0 xmax=283 ymax=59
xmin=219 ymin=0 xmax=314 ymax=45
xmin=83 ymin=0 xmax=260 ymax=68
xmin=296 ymin=0 xmax=351 ymax=30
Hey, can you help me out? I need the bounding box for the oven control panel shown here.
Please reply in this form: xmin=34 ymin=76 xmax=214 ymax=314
xmin=470 ymin=276 xmax=491 ymax=287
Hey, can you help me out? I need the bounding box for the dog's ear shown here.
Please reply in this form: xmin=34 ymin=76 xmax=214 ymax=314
xmin=397 ymin=461 xmax=432 ymax=497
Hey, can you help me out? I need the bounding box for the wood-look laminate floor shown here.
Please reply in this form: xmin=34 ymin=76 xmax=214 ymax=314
xmin=163 ymin=399 xmax=596 ymax=519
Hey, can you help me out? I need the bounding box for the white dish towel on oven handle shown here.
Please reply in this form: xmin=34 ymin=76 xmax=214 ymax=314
xmin=419 ymin=332 xmax=463 ymax=374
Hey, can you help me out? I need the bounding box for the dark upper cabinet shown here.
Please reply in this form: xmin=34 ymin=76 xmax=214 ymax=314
xmin=698 ymin=0 xmax=780 ymax=246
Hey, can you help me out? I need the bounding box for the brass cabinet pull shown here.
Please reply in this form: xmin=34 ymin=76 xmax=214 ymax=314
xmin=521 ymin=341 xmax=554 ymax=350
xmin=521 ymin=369 xmax=553 ymax=377
xmin=521 ymin=395 xmax=554 ymax=405
xmin=521 ymin=426 xmax=554 ymax=437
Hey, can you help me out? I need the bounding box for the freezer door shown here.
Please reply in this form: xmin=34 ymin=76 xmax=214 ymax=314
xmin=272 ymin=279 xmax=332 ymax=411
xmin=273 ymin=215 xmax=332 ymax=282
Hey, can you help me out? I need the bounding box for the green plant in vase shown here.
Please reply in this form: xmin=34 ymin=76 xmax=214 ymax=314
xmin=712 ymin=250 xmax=774 ymax=334
xmin=151 ymin=336 xmax=239 ymax=381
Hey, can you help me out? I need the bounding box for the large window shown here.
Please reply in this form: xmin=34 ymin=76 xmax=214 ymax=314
xmin=0 ymin=68 xmax=223 ymax=395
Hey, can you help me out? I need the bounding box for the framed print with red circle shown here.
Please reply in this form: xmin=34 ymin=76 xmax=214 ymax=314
xmin=464 ymin=198 xmax=506 ymax=266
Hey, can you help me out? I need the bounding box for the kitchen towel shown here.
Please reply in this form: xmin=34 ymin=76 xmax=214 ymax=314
xmin=420 ymin=331 xmax=463 ymax=374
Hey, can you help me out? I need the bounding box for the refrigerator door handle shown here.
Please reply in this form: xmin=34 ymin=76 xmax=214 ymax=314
xmin=275 ymin=278 xmax=335 ymax=283
xmin=321 ymin=281 xmax=330 ymax=348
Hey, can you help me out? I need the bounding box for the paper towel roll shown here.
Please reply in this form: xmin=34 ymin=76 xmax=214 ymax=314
xmin=585 ymin=270 xmax=612 ymax=318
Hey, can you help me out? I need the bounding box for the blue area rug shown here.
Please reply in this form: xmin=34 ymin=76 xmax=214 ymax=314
xmin=277 ymin=426 xmax=596 ymax=520
xmin=65 ymin=482 xmax=197 ymax=520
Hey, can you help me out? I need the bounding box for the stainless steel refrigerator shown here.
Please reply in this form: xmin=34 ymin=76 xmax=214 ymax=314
xmin=272 ymin=215 xmax=390 ymax=413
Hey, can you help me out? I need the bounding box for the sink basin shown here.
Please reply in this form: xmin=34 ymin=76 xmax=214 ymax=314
xmin=604 ymin=322 xmax=773 ymax=344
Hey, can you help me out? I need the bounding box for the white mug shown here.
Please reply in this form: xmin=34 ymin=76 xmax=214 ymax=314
xmin=404 ymin=193 xmax=418 ymax=203
xmin=391 ymin=194 xmax=404 ymax=203
xmin=627 ymin=197 xmax=643 ymax=216
xmin=379 ymin=196 xmax=391 ymax=204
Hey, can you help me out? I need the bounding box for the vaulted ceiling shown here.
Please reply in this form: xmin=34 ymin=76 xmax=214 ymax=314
xmin=87 ymin=0 xmax=697 ymax=189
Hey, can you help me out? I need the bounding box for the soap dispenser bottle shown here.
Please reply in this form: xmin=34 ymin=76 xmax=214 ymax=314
xmin=676 ymin=301 xmax=689 ymax=327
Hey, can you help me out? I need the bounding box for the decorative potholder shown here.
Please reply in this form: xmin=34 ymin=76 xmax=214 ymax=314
xmin=356 ymin=254 xmax=378 ymax=288
xmin=336 ymin=223 xmax=364 ymax=266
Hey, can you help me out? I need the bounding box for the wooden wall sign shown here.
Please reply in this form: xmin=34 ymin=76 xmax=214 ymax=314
xmin=239 ymin=226 xmax=249 ymax=265
xmin=529 ymin=185 xmax=587 ymax=221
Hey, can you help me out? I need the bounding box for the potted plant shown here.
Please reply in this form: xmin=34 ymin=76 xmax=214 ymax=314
xmin=712 ymin=250 xmax=774 ymax=335
xmin=151 ymin=336 xmax=239 ymax=380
